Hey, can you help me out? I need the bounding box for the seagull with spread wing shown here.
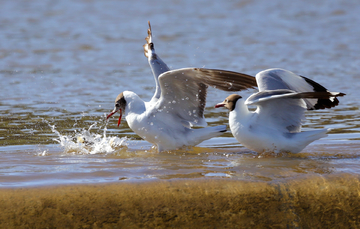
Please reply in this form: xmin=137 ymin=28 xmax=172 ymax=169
xmin=107 ymin=22 xmax=257 ymax=151
xmin=215 ymin=68 xmax=345 ymax=154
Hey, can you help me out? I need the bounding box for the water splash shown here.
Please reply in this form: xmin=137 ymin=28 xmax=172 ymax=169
xmin=37 ymin=150 xmax=48 ymax=156
xmin=44 ymin=119 xmax=128 ymax=155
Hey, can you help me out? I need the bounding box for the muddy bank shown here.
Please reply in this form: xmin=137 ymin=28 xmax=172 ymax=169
xmin=1 ymin=174 xmax=360 ymax=228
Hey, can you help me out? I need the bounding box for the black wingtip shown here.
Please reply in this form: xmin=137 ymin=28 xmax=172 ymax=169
xmin=300 ymin=75 xmax=344 ymax=110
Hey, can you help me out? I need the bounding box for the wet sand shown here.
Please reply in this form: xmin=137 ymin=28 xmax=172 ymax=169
xmin=1 ymin=174 xmax=360 ymax=228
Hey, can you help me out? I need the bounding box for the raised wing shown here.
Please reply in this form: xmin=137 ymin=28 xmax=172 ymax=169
xmin=255 ymin=68 xmax=341 ymax=110
xmin=156 ymin=68 xmax=208 ymax=127
xmin=193 ymin=68 xmax=257 ymax=91
xmin=246 ymin=90 xmax=345 ymax=133
xmin=143 ymin=21 xmax=171 ymax=102
xmin=156 ymin=68 xmax=257 ymax=127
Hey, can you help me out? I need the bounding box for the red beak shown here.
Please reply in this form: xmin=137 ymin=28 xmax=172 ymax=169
xmin=117 ymin=109 xmax=122 ymax=127
xmin=214 ymin=103 xmax=225 ymax=108
xmin=107 ymin=109 xmax=122 ymax=127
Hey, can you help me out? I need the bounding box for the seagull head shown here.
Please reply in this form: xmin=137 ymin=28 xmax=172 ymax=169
xmin=107 ymin=92 xmax=127 ymax=127
xmin=215 ymin=94 xmax=242 ymax=111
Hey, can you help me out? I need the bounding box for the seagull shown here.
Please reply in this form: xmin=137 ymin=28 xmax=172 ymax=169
xmin=106 ymin=22 xmax=257 ymax=152
xmin=215 ymin=69 xmax=345 ymax=154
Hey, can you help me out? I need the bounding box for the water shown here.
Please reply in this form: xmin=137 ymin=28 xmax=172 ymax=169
xmin=0 ymin=0 xmax=360 ymax=227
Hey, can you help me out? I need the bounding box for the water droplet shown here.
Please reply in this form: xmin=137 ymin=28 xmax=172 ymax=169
xmin=172 ymin=100 xmax=176 ymax=104
xmin=150 ymin=122 xmax=153 ymax=126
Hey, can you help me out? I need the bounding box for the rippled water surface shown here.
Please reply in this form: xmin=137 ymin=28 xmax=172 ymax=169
xmin=1 ymin=0 xmax=360 ymax=188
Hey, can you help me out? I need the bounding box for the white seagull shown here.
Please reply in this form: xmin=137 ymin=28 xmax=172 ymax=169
xmin=215 ymin=69 xmax=345 ymax=154
xmin=107 ymin=22 xmax=257 ymax=152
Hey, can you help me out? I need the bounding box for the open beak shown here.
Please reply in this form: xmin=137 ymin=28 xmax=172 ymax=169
xmin=214 ymin=103 xmax=225 ymax=108
xmin=107 ymin=109 xmax=122 ymax=127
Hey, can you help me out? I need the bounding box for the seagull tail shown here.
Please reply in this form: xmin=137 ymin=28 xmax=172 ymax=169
xmin=189 ymin=125 xmax=227 ymax=145
xmin=290 ymin=129 xmax=329 ymax=153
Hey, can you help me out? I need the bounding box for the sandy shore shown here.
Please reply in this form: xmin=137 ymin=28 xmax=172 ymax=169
xmin=1 ymin=174 xmax=360 ymax=228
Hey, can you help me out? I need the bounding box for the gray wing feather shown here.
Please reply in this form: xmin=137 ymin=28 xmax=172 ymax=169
xmin=246 ymin=90 xmax=345 ymax=132
xmin=255 ymin=68 xmax=343 ymax=110
xmin=157 ymin=69 xmax=208 ymax=127
xmin=246 ymin=90 xmax=307 ymax=133
xmin=156 ymin=68 xmax=258 ymax=127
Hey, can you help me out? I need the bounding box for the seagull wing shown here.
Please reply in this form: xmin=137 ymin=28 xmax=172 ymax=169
xmin=143 ymin=21 xmax=171 ymax=102
xmin=246 ymin=90 xmax=345 ymax=133
xmin=156 ymin=68 xmax=208 ymax=127
xmin=193 ymin=68 xmax=257 ymax=91
xmin=255 ymin=68 xmax=341 ymax=110
xmin=156 ymin=68 xmax=257 ymax=127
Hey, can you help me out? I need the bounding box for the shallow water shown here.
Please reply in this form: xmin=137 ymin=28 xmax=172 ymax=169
xmin=0 ymin=0 xmax=360 ymax=227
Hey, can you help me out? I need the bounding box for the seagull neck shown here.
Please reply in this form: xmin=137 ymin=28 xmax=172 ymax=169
xmin=231 ymin=100 xmax=250 ymax=119
xmin=123 ymin=92 xmax=146 ymax=116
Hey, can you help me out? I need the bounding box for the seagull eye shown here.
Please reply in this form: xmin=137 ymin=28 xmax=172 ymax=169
xmin=115 ymin=104 xmax=120 ymax=107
